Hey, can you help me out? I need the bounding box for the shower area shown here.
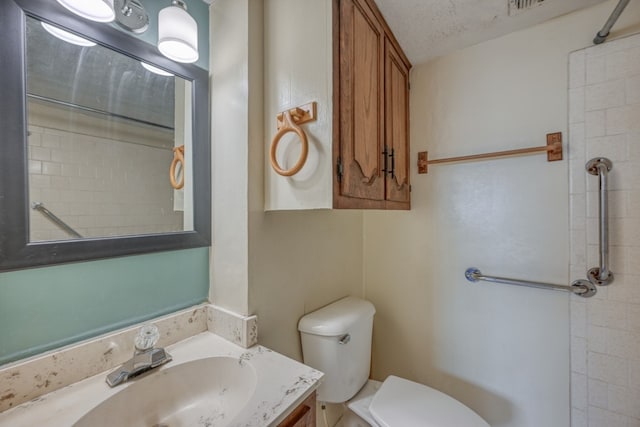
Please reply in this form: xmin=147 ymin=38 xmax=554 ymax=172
xmin=568 ymin=26 xmax=640 ymax=426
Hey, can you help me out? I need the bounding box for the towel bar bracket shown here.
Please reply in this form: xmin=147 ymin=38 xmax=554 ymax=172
xmin=546 ymin=132 xmax=563 ymax=161
xmin=587 ymin=268 xmax=613 ymax=286
xmin=571 ymin=279 xmax=598 ymax=298
xmin=276 ymin=102 xmax=317 ymax=130
xmin=586 ymin=157 xmax=612 ymax=176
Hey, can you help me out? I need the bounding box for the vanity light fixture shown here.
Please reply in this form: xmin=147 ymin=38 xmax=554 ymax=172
xmin=41 ymin=22 xmax=97 ymax=47
xmin=53 ymin=0 xmax=200 ymax=64
xmin=55 ymin=0 xmax=115 ymax=23
xmin=157 ymin=0 xmax=199 ymax=64
xmin=140 ymin=62 xmax=174 ymax=77
xmin=113 ymin=0 xmax=149 ymax=34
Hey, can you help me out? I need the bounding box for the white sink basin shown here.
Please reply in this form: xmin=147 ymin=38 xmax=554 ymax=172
xmin=0 ymin=333 xmax=323 ymax=427
xmin=73 ymin=356 xmax=257 ymax=427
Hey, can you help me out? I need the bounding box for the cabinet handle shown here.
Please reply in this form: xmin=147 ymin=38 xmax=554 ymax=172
xmin=278 ymin=401 xmax=312 ymax=427
xmin=382 ymin=145 xmax=389 ymax=175
xmin=389 ymin=148 xmax=395 ymax=179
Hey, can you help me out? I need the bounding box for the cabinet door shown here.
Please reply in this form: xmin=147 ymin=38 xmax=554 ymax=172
xmin=338 ymin=0 xmax=385 ymax=202
xmin=384 ymin=38 xmax=410 ymax=204
xmin=278 ymin=392 xmax=316 ymax=427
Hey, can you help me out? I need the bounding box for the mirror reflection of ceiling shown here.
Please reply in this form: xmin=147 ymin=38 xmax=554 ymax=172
xmin=26 ymin=16 xmax=175 ymax=129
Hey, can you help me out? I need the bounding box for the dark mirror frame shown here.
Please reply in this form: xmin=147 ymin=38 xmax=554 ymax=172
xmin=0 ymin=0 xmax=211 ymax=271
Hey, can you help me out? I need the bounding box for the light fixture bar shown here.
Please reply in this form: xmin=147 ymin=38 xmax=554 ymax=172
xmin=114 ymin=0 xmax=149 ymax=34
xmin=55 ymin=0 xmax=201 ymax=64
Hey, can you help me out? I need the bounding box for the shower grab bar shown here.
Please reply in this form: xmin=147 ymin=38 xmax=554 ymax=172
xmin=32 ymin=202 xmax=82 ymax=239
xmin=586 ymin=158 xmax=614 ymax=285
xmin=465 ymin=268 xmax=597 ymax=298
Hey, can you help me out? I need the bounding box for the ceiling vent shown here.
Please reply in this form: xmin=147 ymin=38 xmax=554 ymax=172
xmin=508 ymin=0 xmax=546 ymax=16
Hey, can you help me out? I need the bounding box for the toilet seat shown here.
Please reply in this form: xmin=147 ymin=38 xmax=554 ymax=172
xmin=345 ymin=379 xmax=382 ymax=426
xmin=369 ymin=376 xmax=489 ymax=427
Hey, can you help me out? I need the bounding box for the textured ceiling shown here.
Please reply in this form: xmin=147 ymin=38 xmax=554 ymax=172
xmin=373 ymin=0 xmax=609 ymax=64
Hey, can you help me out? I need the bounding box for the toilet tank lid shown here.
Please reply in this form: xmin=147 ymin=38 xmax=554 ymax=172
xmin=298 ymin=297 xmax=376 ymax=336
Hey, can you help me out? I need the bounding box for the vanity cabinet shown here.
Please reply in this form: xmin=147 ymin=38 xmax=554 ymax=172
xmin=264 ymin=0 xmax=411 ymax=211
xmin=334 ymin=0 xmax=411 ymax=209
xmin=278 ymin=391 xmax=316 ymax=427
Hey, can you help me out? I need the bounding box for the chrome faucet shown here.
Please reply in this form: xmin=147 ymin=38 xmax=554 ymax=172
xmin=106 ymin=324 xmax=172 ymax=387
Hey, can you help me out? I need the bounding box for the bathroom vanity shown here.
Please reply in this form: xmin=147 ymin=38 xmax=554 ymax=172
xmin=277 ymin=392 xmax=317 ymax=427
xmin=0 ymin=308 xmax=323 ymax=427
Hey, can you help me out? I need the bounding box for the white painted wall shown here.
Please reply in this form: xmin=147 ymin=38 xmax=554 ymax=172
xmin=210 ymin=0 xmax=364 ymax=366
xmin=255 ymin=0 xmax=364 ymax=361
xmin=210 ymin=0 xmax=252 ymax=315
xmin=211 ymin=1 xmax=640 ymax=425
xmin=363 ymin=2 xmax=640 ymax=427
xmin=569 ymin=33 xmax=640 ymax=427
xmin=263 ymin=0 xmax=333 ymax=210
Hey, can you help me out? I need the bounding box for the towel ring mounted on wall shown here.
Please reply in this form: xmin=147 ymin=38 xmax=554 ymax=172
xmin=170 ymin=144 xmax=185 ymax=189
xmin=270 ymin=102 xmax=317 ymax=177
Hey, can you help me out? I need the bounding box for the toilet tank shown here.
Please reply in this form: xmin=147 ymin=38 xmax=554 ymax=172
xmin=298 ymin=297 xmax=376 ymax=403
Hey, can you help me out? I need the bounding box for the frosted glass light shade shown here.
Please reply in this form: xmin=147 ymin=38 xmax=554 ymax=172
xmin=41 ymin=22 xmax=96 ymax=47
xmin=157 ymin=3 xmax=199 ymax=63
xmin=55 ymin=0 xmax=115 ymax=22
xmin=141 ymin=62 xmax=174 ymax=77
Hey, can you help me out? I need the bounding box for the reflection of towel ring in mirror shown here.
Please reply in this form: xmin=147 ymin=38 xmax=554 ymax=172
xmin=270 ymin=111 xmax=308 ymax=177
xmin=170 ymin=145 xmax=185 ymax=189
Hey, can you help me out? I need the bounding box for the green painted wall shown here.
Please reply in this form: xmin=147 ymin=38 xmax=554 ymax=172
xmin=0 ymin=247 xmax=209 ymax=365
xmin=0 ymin=0 xmax=211 ymax=367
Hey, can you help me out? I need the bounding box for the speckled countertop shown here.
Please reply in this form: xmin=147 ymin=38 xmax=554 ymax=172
xmin=0 ymin=332 xmax=323 ymax=427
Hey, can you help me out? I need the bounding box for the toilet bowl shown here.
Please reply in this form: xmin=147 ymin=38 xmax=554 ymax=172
xmin=298 ymin=297 xmax=489 ymax=427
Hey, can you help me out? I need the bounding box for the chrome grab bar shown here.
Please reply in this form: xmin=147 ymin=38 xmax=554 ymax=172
xmin=465 ymin=268 xmax=597 ymax=298
xmin=31 ymin=202 xmax=83 ymax=239
xmin=585 ymin=158 xmax=613 ymax=285
xmin=27 ymin=93 xmax=175 ymax=131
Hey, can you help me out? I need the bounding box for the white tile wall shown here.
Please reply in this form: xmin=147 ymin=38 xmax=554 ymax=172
xmin=28 ymin=125 xmax=183 ymax=241
xmin=569 ymin=33 xmax=640 ymax=427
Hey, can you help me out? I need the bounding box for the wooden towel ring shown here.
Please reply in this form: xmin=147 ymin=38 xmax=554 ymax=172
xmin=170 ymin=145 xmax=185 ymax=189
xmin=270 ymin=111 xmax=309 ymax=176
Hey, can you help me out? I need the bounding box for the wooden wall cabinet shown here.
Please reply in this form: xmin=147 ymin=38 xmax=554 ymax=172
xmin=277 ymin=391 xmax=316 ymax=427
xmin=333 ymin=0 xmax=411 ymax=210
xmin=264 ymin=0 xmax=410 ymax=211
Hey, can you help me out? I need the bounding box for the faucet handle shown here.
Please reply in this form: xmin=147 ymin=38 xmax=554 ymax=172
xmin=134 ymin=324 xmax=160 ymax=351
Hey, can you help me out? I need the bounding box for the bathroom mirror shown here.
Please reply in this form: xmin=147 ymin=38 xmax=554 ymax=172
xmin=27 ymin=16 xmax=195 ymax=242
xmin=0 ymin=0 xmax=211 ymax=271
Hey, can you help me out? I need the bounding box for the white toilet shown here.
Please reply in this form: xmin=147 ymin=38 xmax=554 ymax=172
xmin=298 ymin=297 xmax=490 ymax=427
